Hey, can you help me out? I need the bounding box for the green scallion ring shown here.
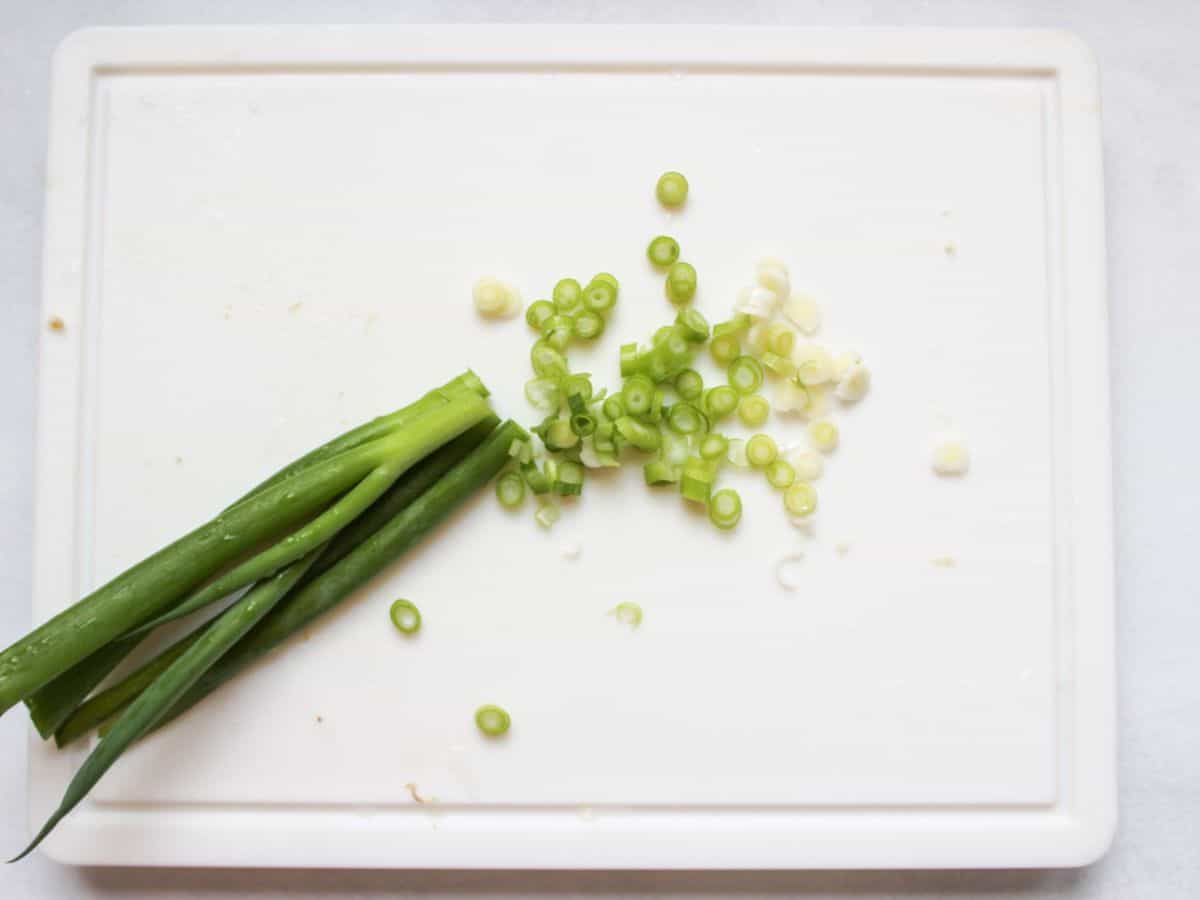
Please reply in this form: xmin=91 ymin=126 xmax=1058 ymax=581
xmin=590 ymin=272 xmax=620 ymax=294
xmin=746 ymin=434 xmax=778 ymax=468
xmin=665 ymin=261 xmax=697 ymax=305
xmin=655 ymin=171 xmax=689 ymax=208
xmin=675 ymin=307 xmax=710 ymax=342
xmin=674 ymin=368 xmax=704 ymax=401
xmin=622 ymin=374 xmax=655 ymax=416
xmin=647 ymin=235 xmax=681 ymax=268
xmin=710 ymin=333 xmax=740 ymax=367
xmin=552 ymin=278 xmax=583 ymax=313
xmin=495 ymin=471 xmax=526 ymax=508
xmin=582 ymin=280 xmax=617 ymax=314
xmin=766 ymin=459 xmax=796 ymax=490
xmin=530 ymin=340 xmax=568 ymax=379
xmin=475 ymin=704 xmax=511 ymax=737
xmin=573 ymin=309 xmax=605 ymax=340
xmin=704 ymin=385 xmax=739 ymax=420
xmin=699 ymin=433 xmax=729 ymax=460
xmin=389 ymin=599 xmax=422 ymax=635
xmin=728 ymin=355 xmax=765 ymax=394
xmin=708 ymin=489 xmax=743 ymax=530
xmin=784 ymin=482 xmax=818 ymax=517
xmin=667 ymin=402 xmax=706 ymax=436
xmin=737 ymin=394 xmax=770 ymax=428
xmin=525 ymin=299 xmax=556 ymax=330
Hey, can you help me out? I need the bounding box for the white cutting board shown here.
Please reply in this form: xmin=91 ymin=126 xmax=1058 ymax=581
xmin=29 ymin=26 xmax=1113 ymax=868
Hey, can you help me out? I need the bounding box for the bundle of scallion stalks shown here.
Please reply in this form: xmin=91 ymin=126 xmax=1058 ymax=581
xmin=0 ymin=371 xmax=522 ymax=860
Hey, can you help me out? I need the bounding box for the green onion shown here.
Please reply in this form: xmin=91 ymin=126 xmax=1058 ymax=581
xmin=647 ymin=235 xmax=680 ymax=268
xmin=760 ymin=351 xmax=796 ymax=378
xmin=530 ymin=340 xmax=568 ymax=379
xmin=764 ymin=322 xmax=796 ymax=357
xmin=542 ymin=314 xmax=573 ymax=351
xmin=728 ymin=356 xmax=765 ymax=394
xmin=561 ymin=373 xmax=594 ymax=404
xmin=524 ymin=377 xmax=561 ymax=413
xmin=11 ymin=551 xmax=323 ymax=862
xmin=665 ymin=261 xmax=697 ymax=305
xmin=590 ymin=272 xmax=620 ymax=294
xmin=507 ymin=439 xmax=525 ymax=459
xmin=475 ymin=704 xmax=511 ymax=737
xmin=667 ymin=402 xmax=706 ymax=436
xmin=674 ymin=368 xmax=704 ymax=402
xmin=674 ymin=307 xmax=709 ymax=342
xmin=535 ymin=501 xmax=560 ymax=529
xmin=746 ymin=434 xmax=778 ymax=468
xmin=570 ymin=412 xmax=596 ymax=437
xmin=496 ymin=471 xmax=526 ymax=508
xmin=708 ymin=489 xmax=743 ymax=530
xmin=611 ymin=601 xmax=643 ymax=628
xmin=520 ymin=460 xmax=551 ymax=494
xmin=573 ymin=309 xmax=605 ymax=340
xmin=125 ymin=423 xmax=524 ymax=745
xmin=710 ymin=332 xmax=739 ymax=367
xmin=726 ymin=437 xmax=749 ymax=468
xmin=766 ymin=459 xmax=796 ymax=490
xmin=622 ymin=374 xmax=655 ymax=416
xmin=554 ymin=460 xmax=585 ymax=496
xmin=542 ymin=418 xmax=578 ymax=452
xmin=552 ymin=278 xmax=583 ymax=313
xmin=602 ymin=395 xmax=625 ymax=421
xmin=680 ymin=457 xmax=717 ymax=504
xmin=783 ymin=482 xmax=818 ymax=517
xmin=738 ymin=394 xmax=770 ymax=427
xmin=699 ymin=433 xmax=729 ymax=461
xmin=582 ymin=280 xmax=617 ymax=314
xmin=615 ymin=416 xmax=662 ymax=452
xmin=809 ymin=419 xmax=840 ymax=452
xmin=648 ymin=389 xmax=665 ymax=423
xmin=0 ymin=388 xmax=492 ymax=719
xmin=714 ymin=315 xmax=753 ymax=338
xmin=643 ymin=457 xmax=680 ymax=485
xmin=703 ymin=385 xmax=739 ymax=420
xmin=655 ymin=171 xmax=689 ymax=207
xmin=525 ymin=300 xmax=555 ymax=330
xmin=620 ymin=342 xmax=642 ymax=377
xmin=653 ymin=324 xmax=678 ymax=346
xmin=389 ymin=599 xmax=421 ymax=635
xmin=593 ymin=422 xmax=616 ymax=454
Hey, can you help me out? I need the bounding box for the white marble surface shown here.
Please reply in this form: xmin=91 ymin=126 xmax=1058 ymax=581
xmin=1 ymin=1 xmax=1197 ymax=897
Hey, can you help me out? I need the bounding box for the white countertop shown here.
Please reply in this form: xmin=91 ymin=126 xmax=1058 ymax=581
xmin=1 ymin=2 xmax=1197 ymax=897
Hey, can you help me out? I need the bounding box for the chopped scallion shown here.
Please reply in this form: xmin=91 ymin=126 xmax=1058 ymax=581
xmin=708 ymin=489 xmax=743 ymax=530
xmin=554 ymin=460 xmax=585 ymax=496
xmin=525 ymin=299 xmax=556 ymax=330
xmin=389 ymin=599 xmax=422 ymax=635
xmin=703 ymin=385 xmax=739 ymax=420
xmin=699 ymin=433 xmax=728 ymax=461
xmin=647 ymin=235 xmax=680 ymax=268
xmin=737 ymin=394 xmax=770 ymax=428
xmin=680 ymin=457 xmax=717 ymax=504
xmin=535 ymin=501 xmax=560 ymax=529
xmin=611 ymin=601 xmax=643 ymax=628
xmin=665 ymin=261 xmax=697 ymax=305
xmin=655 ymin=171 xmax=689 ymax=208
xmin=710 ymin=332 xmax=739 ymax=367
xmin=524 ymin=377 xmax=561 ymax=413
xmin=622 ymin=374 xmax=655 ymax=416
xmin=475 ymin=704 xmax=511 ymax=737
xmin=809 ymin=419 xmax=840 ymax=452
xmin=766 ymin=459 xmax=796 ymax=489
xmin=674 ymin=307 xmax=710 ymax=342
xmin=783 ymin=482 xmax=818 ymax=517
xmin=495 ymin=471 xmax=526 ymax=508
xmin=582 ymin=280 xmax=617 ymax=315
xmin=674 ymin=368 xmax=704 ymax=402
xmin=746 ymin=434 xmax=778 ymax=468
xmin=615 ymin=416 xmax=662 ymax=452
xmin=727 ymin=356 xmax=765 ymax=394
xmin=573 ymin=309 xmax=605 ymax=341
xmin=552 ymin=278 xmax=583 ymax=313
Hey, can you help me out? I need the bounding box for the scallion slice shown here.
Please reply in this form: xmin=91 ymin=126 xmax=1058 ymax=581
xmin=475 ymin=704 xmax=511 ymax=737
xmin=525 ymin=299 xmax=556 ymax=330
xmin=674 ymin=307 xmax=710 ymax=342
xmin=553 ymin=278 xmax=583 ymax=313
xmin=520 ymin=460 xmax=551 ymax=494
xmin=583 ymin=280 xmax=617 ymax=314
xmin=602 ymin=395 xmax=625 ymax=421
xmin=760 ymin=351 xmax=795 ymax=379
xmin=674 ymin=368 xmax=704 ymax=402
xmin=703 ymin=385 xmax=739 ymax=420
xmin=535 ymin=501 xmax=560 ymax=529
xmin=524 ymin=377 xmax=561 ymax=413
xmin=667 ymin=402 xmax=706 ymax=436
xmin=542 ymin=314 xmax=574 ymax=351
xmin=728 ymin=356 xmax=765 ymax=394
xmin=809 ymin=419 xmax=840 ymax=452
xmin=710 ymin=332 xmax=739 ymax=367
xmin=647 ymin=235 xmax=680 ymax=268
xmin=389 ymin=599 xmax=422 ymax=635
xmin=655 ymin=171 xmax=689 ymax=207
xmin=554 ymin=460 xmax=585 ymax=496
xmin=573 ymin=309 xmax=605 ymax=341
xmin=764 ymin=322 xmax=795 ymax=357
xmin=680 ymin=456 xmax=717 ymax=504
xmin=746 ymin=434 xmax=778 ymax=468
xmin=611 ymin=602 xmax=643 ymax=628
xmin=708 ymin=489 xmax=743 ymax=530
xmin=665 ymin=261 xmax=697 ymax=305
xmin=726 ymin=437 xmax=749 ymax=468
xmin=738 ymin=395 xmax=770 ymax=428
xmin=590 ymin=272 xmax=620 ymax=294
xmin=643 ymin=457 xmax=680 ymax=485
xmin=543 ymin=418 xmax=579 ymax=452
xmin=615 ymin=416 xmax=662 ymax=452
xmin=620 ymin=342 xmax=642 ymax=377
xmin=561 ymin=373 xmax=593 ymax=404
xmin=530 ymin=340 xmax=568 ymax=379
xmin=622 ymin=374 xmax=655 ymax=416
xmin=783 ymin=482 xmax=818 ymax=517
xmin=570 ymin=411 xmax=597 ymax=437
xmin=699 ymin=433 xmax=728 ymax=461
xmin=495 ymin=471 xmax=526 ymax=508
xmin=766 ymin=459 xmax=796 ymax=490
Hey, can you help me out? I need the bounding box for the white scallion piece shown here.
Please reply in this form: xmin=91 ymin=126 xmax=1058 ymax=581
xmin=832 ymin=350 xmax=863 ymax=382
xmin=535 ymin=502 xmax=560 ymax=529
xmin=835 ymin=541 xmax=851 ymax=556
xmin=755 ymin=258 xmax=791 ymax=302
xmin=472 ymin=277 xmax=509 ymax=317
xmin=931 ymin=555 xmax=958 ymax=568
xmin=775 ymin=553 xmax=806 ymax=591
xmin=783 ymin=294 xmax=822 ymax=335
xmin=785 ymin=447 xmax=825 ymax=481
xmin=792 ymin=343 xmax=834 ymax=385
xmin=932 ymin=433 xmax=970 ymax=475
xmin=561 ymin=541 xmax=581 ymax=560
xmin=733 ymin=285 xmax=778 ymax=318
xmin=809 ymin=419 xmax=839 ymax=453
xmin=835 ymin=362 xmax=871 ymax=403
xmin=726 ymin=437 xmax=750 ymax=468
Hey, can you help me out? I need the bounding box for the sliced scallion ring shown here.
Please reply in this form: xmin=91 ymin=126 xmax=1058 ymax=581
xmin=475 ymin=704 xmax=511 ymax=737
xmin=389 ymin=599 xmax=422 ymax=635
xmin=708 ymin=489 xmax=743 ymax=530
